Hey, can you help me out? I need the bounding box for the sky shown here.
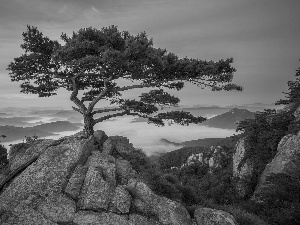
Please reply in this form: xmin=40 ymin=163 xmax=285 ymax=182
xmin=0 ymin=0 xmax=300 ymax=108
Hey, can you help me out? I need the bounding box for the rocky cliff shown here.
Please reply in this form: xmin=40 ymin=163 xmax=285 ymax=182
xmin=252 ymin=131 xmax=300 ymax=203
xmin=232 ymin=137 xmax=255 ymax=199
xmin=232 ymin=102 xmax=300 ymax=206
xmin=0 ymin=130 xmax=237 ymax=225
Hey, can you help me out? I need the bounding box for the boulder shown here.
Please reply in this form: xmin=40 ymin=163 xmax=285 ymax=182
xmin=86 ymin=151 xmax=116 ymax=186
xmin=8 ymin=139 xmax=57 ymax=171
xmin=64 ymin=165 xmax=88 ymax=199
xmin=1 ymin=202 xmax=58 ymax=225
xmin=111 ymin=185 xmax=132 ymax=214
xmin=252 ymin=132 xmax=300 ymax=202
xmin=232 ymin=137 xmax=255 ymax=198
xmin=131 ymin=198 xmax=154 ymax=216
xmin=129 ymin=214 xmax=162 ymax=225
xmin=127 ymin=179 xmax=160 ymax=207
xmin=127 ymin=179 xmax=193 ymax=225
xmin=156 ymin=197 xmax=192 ymax=225
xmin=194 ymin=207 xmax=237 ymax=225
xmin=116 ymin=158 xmax=136 ymax=184
xmin=73 ymin=211 xmax=128 ymax=225
xmin=93 ymin=130 xmax=108 ymax=146
xmin=103 ymin=136 xmax=135 ymax=156
xmin=37 ymin=193 xmax=76 ymax=223
xmin=8 ymin=142 xmax=30 ymax=162
xmin=78 ymin=166 xmax=113 ymax=210
xmin=0 ymin=135 xmax=93 ymax=212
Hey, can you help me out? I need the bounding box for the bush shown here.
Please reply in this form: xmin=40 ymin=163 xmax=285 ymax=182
xmin=123 ymin=148 xmax=150 ymax=174
xmin=164 ymin=173 xmax=180 ymax=185
xmin=176 ymin=185 xmax=200 ymax=205
xmin=149 ymin=173 xmax=182 ymax=201
xmin=24 ymin=134 xmax=39 ymax=144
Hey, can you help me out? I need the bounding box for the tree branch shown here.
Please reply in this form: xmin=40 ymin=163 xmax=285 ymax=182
xmin=94 ymin=111 xmax=142 ymax=124
xmin=114 ymin=80 xmax=178 ymax=92
xmin=116 ymin=83 xmax=154 ymax=92
xmin=70 ymin=73 xmax=87 ymax=114
xmin=72 ymin=106 xmax=82 ymax=114
xmin=87 ymin=76 xmax=113 ymax=113
xmin=92 ymin=107 xmax=121 ymax=115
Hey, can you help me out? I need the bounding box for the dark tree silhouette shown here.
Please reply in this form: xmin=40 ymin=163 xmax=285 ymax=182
xmin=7 ymin=25 xmax=242 ymax=136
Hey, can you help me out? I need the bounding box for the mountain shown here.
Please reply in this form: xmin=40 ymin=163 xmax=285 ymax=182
xmin=202 ymin=108 xmax=255 ymax=129
xmin=160 ymin=138 xmax=182 ymax=146
xmin=160 ymin=137 xmax=236 ymax=148
xmin=32 ymin=121 xmax=80 ymax=133
xmin=0 ymin=117 xmax=42 ymax=127
xmin=0 ymin=126 xmax=56 ymax=142
xmin=52 ymin=110 xmax=82 ymax=118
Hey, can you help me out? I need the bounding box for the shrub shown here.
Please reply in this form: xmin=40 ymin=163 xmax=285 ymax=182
xmin=149 ymin=173 xmax=182 ymax=201
xmin=176 ymin=184 xmax=200 ymax=205
xmin=123 ymin=148 xmax=150 ymax=174
xmin=24 ymin=134 xmax=40 ymax=144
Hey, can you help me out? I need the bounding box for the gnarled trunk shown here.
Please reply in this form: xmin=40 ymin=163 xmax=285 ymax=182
xmin=83 ymin=113 xmax=94 ymax=137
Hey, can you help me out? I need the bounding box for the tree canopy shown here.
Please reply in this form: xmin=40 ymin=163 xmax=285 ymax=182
xmin=7 ymin=25 xmax=242 ymax=135
xmin=276 ymin=63 xmax=300 ymax=105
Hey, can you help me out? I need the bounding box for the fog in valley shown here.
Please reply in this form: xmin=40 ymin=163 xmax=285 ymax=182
xmin=0 ymin=104 xmax=281 ymax=155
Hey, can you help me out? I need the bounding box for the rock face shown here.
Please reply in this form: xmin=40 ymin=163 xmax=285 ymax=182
xmin=252 ymin=132 xmax=300 ymax=202
xmin=177 ymin=145 xmax=230 ymax=174
xmin=8 ymin=140 xmax=57 ymax=171
xmin=194 ymin=207 xmax=237 ymax=225
xmin=208 ymin=145 xmax=230 ymax=173
xmin=0 ymin=131 xmax=196 ymax=225
xmin=232 ymin=137 xmax=255 ymax=198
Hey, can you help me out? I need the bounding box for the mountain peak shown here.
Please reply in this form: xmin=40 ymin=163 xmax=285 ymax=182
xmin=202 ymin=108 xmax=255 ymax=129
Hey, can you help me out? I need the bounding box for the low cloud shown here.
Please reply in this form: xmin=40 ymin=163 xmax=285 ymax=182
xmin=94 ymin=116 xmax=237 ymax=155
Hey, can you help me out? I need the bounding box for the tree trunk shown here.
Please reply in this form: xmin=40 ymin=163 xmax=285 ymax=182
xmin=83 ymin=113 xmax=94 ymax=137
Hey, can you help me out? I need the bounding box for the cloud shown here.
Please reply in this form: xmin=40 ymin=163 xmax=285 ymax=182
xmin=1 ymin=0 xmax=299 ymax=109
xmin=0 ymin=94 xmax=37 ymax=99
xmin=94 ymin=116 xmax=237 ymax=155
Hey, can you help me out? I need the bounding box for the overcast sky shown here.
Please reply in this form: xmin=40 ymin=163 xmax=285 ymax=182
xmin=0 ymin=0 xmax=299 ymax=108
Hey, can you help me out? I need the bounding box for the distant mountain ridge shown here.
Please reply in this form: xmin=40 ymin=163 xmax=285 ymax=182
xmin=202 ymin=108 xmax=255 ymax=129
xmin=0 ymin=126 xmax=56 ymax=142
xmin=161 ymin=137 xmax=237 ymax=148
xmin=32 ymin=121 xmax=80 ymax=133
xmin=0 ymin=121 xmax=81 ymax=143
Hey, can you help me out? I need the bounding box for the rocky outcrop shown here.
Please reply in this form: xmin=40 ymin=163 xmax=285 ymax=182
xmin=252 ymin=131 xmax=300 ymax=202
xmin=127 ymin=179 xmax=192 ymax=225
xmin=194 ymin=207 xmax=237 ymax=225
xmin=177 ymin=145 xmax=230 ymax=174
xmin=232 ymin=137 xmax=255 ymax=198
xmin=208 ymin=145 xmax=231 ymax=173
xmin=8 ymin=140 xmax=57 ymax=171
xmin=0 ymin=131 xmax=196 ymax=225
